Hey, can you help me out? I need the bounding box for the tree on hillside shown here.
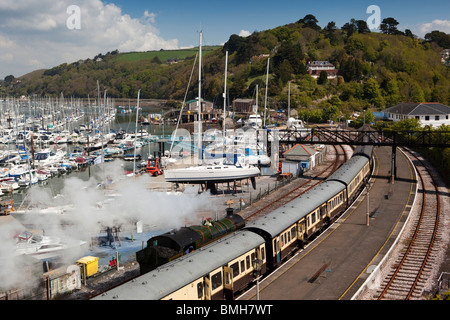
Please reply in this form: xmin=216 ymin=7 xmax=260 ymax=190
xmin=425 ymin=30 xmax=450 ymax=48
xmin=272 ymin=41 xmax=305 ymax=75
xmin=380 ymin=17 xmax=401 ymax=35
xmin=4 ymin=75 xmax=14 ymax=83
xmin=354 ymin=20 xmax=371 ymax=34
xmin=363 ymin=78 xmax=384 ymax=108
xmin=317 ymin=71 xmax=328 ymax=85
xmin=324 ymin=21 xmax=336 ymax=32
xmin=342 ymin=22 xmax=357 ymax=37
xmin=297 ymin=14 xmax=321 ymax=31
xmin=342 ymin=19 xmax=371 ymax=37
xmin=324 ymin=21 xmax=342 ymax=46
xmin=222 ymin=34 xmax=247 ymax=54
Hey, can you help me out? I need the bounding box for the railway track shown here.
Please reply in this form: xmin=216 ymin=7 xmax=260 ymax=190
xmin=242 ymin=144 xmax=351 ymax=222
xmin=377 ymin=148 xmax=443 ymax=300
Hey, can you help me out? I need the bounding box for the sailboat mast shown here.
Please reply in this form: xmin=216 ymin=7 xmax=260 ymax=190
xmin=223 ymin=50 xmax=228 ymax=138
xmin=197 ymin=31 xmax=203 ymax=165
xmin=133 ymin=89 xmax=141 ymax=175
xmin=264 ymin=58 xmax=270 ymax=128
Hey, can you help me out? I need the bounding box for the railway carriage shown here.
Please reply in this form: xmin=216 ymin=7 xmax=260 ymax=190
xmin=245 ymin=180 xmax=347 ymax=270
xmin=96 ymin=145 xmax=374 ymax=300
xmin=94 ymin=230 xmax=265 ymax=300
xmin=136 ymin=211 xmax=245 ymax=274
xmin=245 ymin=146 xmax=373 ymax=271
xmin=327 ymin=147 xmax=372 ymax=205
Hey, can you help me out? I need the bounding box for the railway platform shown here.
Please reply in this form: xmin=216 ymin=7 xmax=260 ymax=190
xmin=238 ymin=146 xmax=418 ymax=300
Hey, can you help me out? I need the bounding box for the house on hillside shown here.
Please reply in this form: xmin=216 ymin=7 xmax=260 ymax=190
xmin=441 ymin=49 xmax=450 ymax=65
xmin=306 ymin=61 xmax=338 ymax=79
xmin=382 ymin=102 xmax=450 ymax=127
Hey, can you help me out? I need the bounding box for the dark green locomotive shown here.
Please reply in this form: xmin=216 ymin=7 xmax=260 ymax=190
xmin=136 ymin=209 xmax=245 ymax=274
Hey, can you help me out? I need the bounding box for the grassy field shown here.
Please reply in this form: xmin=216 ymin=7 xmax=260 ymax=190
xmin=112 ymin=46 xmax=221 ymax=62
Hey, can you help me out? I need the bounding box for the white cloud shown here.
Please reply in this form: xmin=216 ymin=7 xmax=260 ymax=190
xmin=239 ymin=29 xmax=251 ymax=37
xmin=417 ymin=19 xmax=450 ymax=36
xmin=0 ymin=0 xmax=180 ymax=79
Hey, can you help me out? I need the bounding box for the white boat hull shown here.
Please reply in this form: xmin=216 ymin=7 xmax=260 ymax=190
xmin=164 ymin=165 xmax=260 ymax=183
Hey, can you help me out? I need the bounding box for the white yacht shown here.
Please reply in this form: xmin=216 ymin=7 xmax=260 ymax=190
xmin=14 ymin=230 xmax=86 ymax=260
xmin=34 ymin=148 xmax=66 ymax=169
xmin=246 ymin=114 xmax=262 ymax=128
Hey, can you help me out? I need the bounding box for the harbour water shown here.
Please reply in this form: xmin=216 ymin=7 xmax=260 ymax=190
xmin=4 ymin=108 xmax=176 ymax=208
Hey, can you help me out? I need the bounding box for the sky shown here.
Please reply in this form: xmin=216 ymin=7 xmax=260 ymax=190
xmin=0 ymin=0 xmax=449 ymax=80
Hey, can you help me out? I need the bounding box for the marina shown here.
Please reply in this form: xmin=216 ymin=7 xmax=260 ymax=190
xmin=1 ymin=4 xmax=449 ymax=302
xmin=0 ymin=94 xmax=282 ymax=288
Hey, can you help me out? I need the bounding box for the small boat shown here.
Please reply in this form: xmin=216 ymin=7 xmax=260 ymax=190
xmin=17 ymin=170 xmax=39 ymax=187
xmin=14 ymin=230 xmax=86 ymax=260
xmin=245 ymin=114 xmax=262 ymax=128
xmin=34 ymin=148 xmax=66 ymax=169
xmin=122 ymin=154 xmax=141 ymax=161
xmin=0 ymin=178 xmax=19 ymax=192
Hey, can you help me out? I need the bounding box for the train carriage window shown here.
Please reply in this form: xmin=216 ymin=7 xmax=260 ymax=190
xmin=230 ymin=262 xmax=240 ymax=277
xmin=246 ymin=256 xmax=250 ymax=270
xmin=251 ymin=253 xmax=255 ymax=263
xmin=197 ymin=282 xmax=204 ymax=299
xmin=240 ymin=260 xmax=245 ymax=272
xmin=211 ymin=271 xmax=222 ymax=290
xmin=291 ymin=226 xmax=296 ymax=239
xmin=261 ymin=247 xmax=265 ymax=260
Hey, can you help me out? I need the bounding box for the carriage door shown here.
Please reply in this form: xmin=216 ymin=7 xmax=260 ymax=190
xmin=223 ymin=266 xmax=234 ymax=300
xmin=274 ymin=238 xmax=281 ymax=264
xmin=204 ymin=276 xmax=211 ymax=300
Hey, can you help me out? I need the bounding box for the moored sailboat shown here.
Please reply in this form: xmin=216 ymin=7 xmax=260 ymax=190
xmin=164 ymin=32 xmax=260 ymax=192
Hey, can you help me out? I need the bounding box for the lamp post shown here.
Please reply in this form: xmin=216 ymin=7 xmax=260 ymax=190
xmin=365 ymin=178 xmax=370 ymax=226
xmin=253 ymin=259 xmax=263 ymax=300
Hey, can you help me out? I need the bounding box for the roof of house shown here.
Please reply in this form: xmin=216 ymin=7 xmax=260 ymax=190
xmin=306 ymin=61 xmax=336 ymax=68
xmin=283 ymin=144 xmax=317 ymax=157
xmin=186 ymin=98 xmax=212 ymax=104
xmin=384 ymin=103 xmax=450 ymax=116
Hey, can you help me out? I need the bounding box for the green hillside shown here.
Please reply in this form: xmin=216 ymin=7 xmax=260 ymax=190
xmin=112 ymin=46 xmax=220 ymax=62
xmin=3 ymin=15 xmax=450 ymax=121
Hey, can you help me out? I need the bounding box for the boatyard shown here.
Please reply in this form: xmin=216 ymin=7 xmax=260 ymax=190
xmin=1 ymin=5 xmax=450 ymax=302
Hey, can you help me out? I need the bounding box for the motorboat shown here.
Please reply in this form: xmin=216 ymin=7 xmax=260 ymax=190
xmin=0 ymin=177 xmax=20 ymax=192
xmin=33 ymin=148 xmax=66 ymax=169
xmin=245 ymin=114 xmax=262 ymax=128
xmin=287 ymin=117 xmax=305 ymax=130
xmin=17 ymin=170 xmax=39 ymax=187
xmin=14 ymin=230 xmax=86 ymax=260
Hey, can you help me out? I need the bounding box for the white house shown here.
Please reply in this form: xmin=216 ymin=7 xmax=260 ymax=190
xmin=383 ymin=102 xmax=450 ymax=128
